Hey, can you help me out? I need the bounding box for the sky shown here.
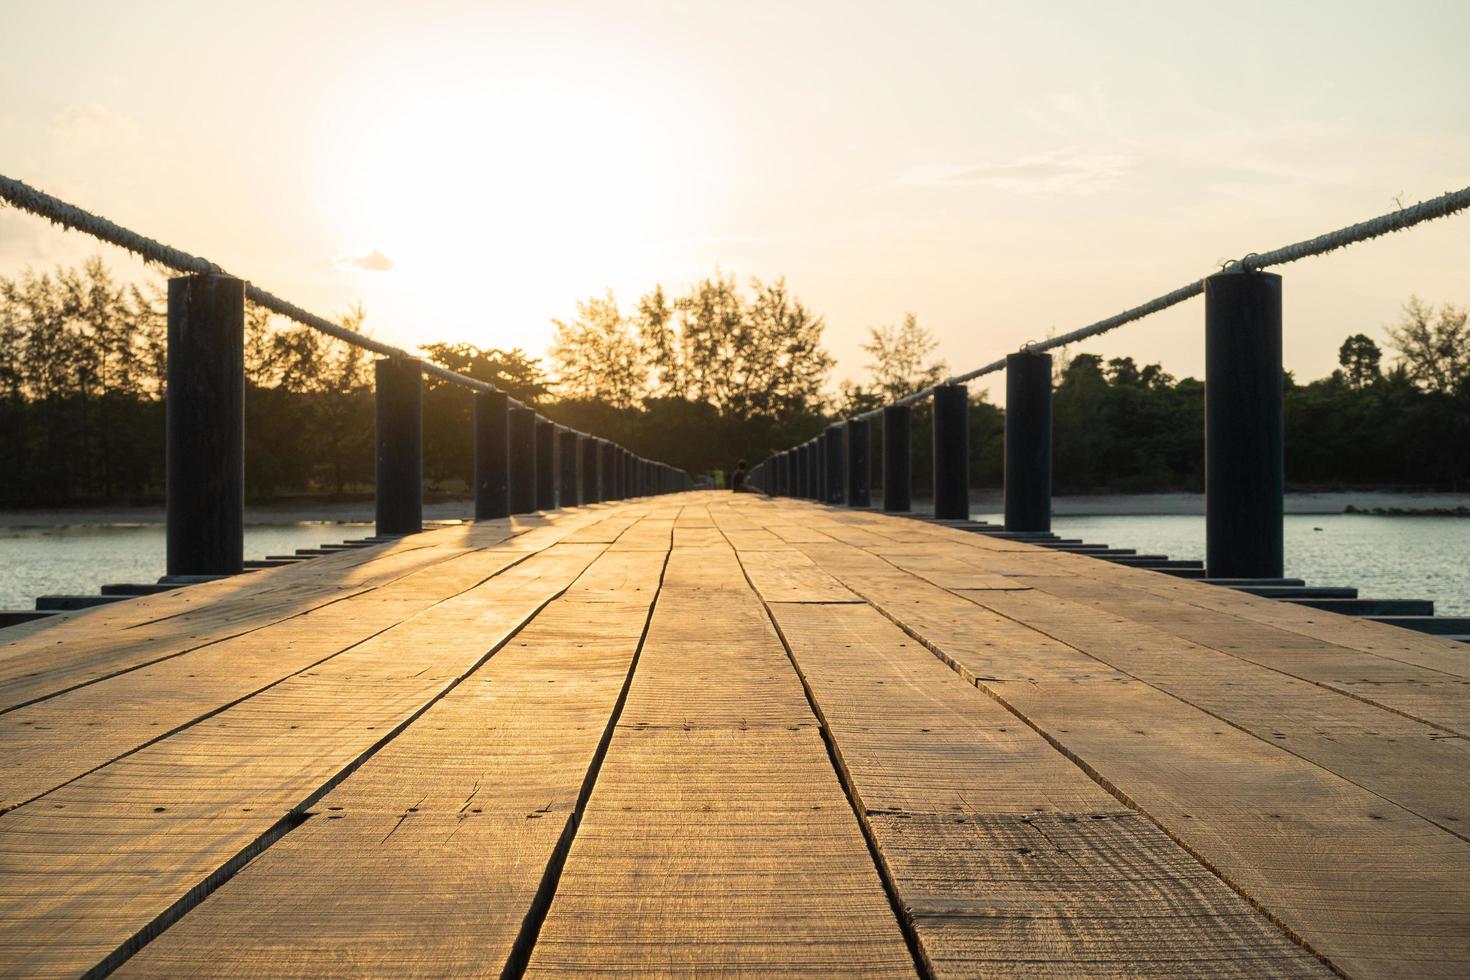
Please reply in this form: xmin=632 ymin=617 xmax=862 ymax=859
xmin=2 ymin=0 xmax=1468 ymax=399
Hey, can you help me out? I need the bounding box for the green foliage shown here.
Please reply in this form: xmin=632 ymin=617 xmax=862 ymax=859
xmin=2 ymin=257 xmax=1465 ymax=504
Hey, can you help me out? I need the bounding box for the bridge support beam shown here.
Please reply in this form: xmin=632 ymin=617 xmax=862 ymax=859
xmin=473 ymin=390 xmax=509 ymax=520
xmin=535 ymin=419 xmax=556 ymax=511
xmin=847 ymin=417 xmax=871 ymax=507
xmin=1206 ymin=270 xmax=1284 ymax=578
xmin=823 ymin=426 xmax=845 ymax=505
xmin=373 ymin=356 xmax=423 ymax=537
xmin=882 ymin=404 xmax=911 ymax=513
xmin=1004 ymin=351 xmax=1053 ymax=532
xmin=558 ymin=429 xmax=580 ymax=507
xmin=166 ymin=274 xmax=245 ymax=575
xmin=933 ymin=383 xmax=969 ymax=520
xmin=508 ymin=407 xmax=537 ymax=514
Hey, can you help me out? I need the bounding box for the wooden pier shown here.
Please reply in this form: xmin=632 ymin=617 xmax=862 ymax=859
xmin=2 ymin=494 xmax=1468 ymax=978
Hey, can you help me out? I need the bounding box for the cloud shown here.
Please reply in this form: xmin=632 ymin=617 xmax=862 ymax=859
xmin=896 ymin=148 xmax=1134 ymax=196
xmin=334 ymin=249 xmax=394 ymax=272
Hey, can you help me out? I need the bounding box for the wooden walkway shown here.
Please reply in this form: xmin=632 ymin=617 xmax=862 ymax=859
xmin=2 ymin=494 xmax=1467 ymax=978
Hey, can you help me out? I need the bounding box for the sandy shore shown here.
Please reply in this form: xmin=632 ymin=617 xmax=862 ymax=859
xmin=3 ymin=491 xmax=1468 ymax=527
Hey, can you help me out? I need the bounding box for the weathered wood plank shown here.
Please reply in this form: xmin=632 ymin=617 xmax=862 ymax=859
xmin=525 ymin=537 xmax=915 ymax=977
xmin=116 ymin=545 xmax=667 ymax=977
xmin=0 ymin=526 xmax=604 ymax=812
xmin=959 ymin=586 xmax=1470 ymax=833
xmin=768 ymin=600 xmax=1325 ymax=978
xmin=0 ymin=542 xmax=609 ymax=978
xmin=787 ymin=534 xmax=1470 ymax=977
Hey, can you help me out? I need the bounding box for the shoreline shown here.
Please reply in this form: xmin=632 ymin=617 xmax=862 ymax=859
xmin=3 ymin=491 xmax=1469 ymax=527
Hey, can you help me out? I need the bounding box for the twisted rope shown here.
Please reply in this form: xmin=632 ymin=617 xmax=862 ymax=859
xmin=850 ymin=185 xmax=1470 ymax=421
xmin=0 ymin=174 xmax=649 ymax=448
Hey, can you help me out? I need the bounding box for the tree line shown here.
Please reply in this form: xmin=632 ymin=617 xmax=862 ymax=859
xmin=0 ymin=258 xmax=1466 ymax=508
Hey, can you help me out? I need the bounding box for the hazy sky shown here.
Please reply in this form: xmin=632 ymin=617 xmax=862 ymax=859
xmin=3 ymin=0 xmax=1467 ymax=397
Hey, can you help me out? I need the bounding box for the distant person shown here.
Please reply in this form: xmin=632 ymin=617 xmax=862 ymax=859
xmin=712 ymin=468 xmax=725 ymax=490
xmin=730 ymin=459 xmax=748 ymax=492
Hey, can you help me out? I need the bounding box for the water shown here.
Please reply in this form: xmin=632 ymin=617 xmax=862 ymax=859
xmin=1 ymin=512 xmax=1466 ymax=618
xmin=975 ymin=512 xmax=1470 ymax=616
xmin=0 ymin=523 xmax=371 ymax=609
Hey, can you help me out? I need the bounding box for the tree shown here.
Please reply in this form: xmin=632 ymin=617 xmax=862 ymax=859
xmin=420 ymin=342 xmax=550 ymax=405
xmin=1387 ymin=296 xmax=1469 ymax=394
xmin=860 ymin=313 xmax=947 ymax=401
xmin=636 ymin=285 xmax=682 ymax=399
xmin=550 ymin=291 xmax=645 ymax=408
xmin=1337 ymin=334 xmax=1382 ymax=390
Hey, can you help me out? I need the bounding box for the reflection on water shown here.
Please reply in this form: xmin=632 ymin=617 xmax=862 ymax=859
xmin=975 ymin=512 xmax=1470 ymax=616
xmin=0 ymin=524 xmax=370 ymax=609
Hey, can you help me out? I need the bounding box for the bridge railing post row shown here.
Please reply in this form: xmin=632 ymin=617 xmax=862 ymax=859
xmin=535 ymin=418 xmax=556 ymax=511
xmin=804 ymin=440 xmax=817 ymax=499
xmin=508 ymin=406 xmax=537 ymax=514
xmin=557 ymin=428 xmax=580 ymax=507
xmin=882 ymin=404 xmax=911 ymax=512
xmin=1004 ymin=351 xmax=1053 ymax=532
xmin=1205 ymin=270 xmax=1284 ymax=578
xmin=473 ymin=390 xmax=510 ymax=520
xmin=823 ymin=425 xmax=845 ymax=505
xmin=374 ymin=355 xmax=423 ymax=536
xmin=846 ymin=417 xmax=871 ymax=507
xmin=166 ymin=273 xmax=245 ymax=575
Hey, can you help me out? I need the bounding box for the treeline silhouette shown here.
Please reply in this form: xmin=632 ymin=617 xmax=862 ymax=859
xmin=1 ymin=259 xmax=1466 ymax=507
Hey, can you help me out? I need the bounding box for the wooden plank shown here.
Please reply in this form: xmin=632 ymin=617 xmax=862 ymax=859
xmin=792 ymin=534 xmax=1470 ymax=978
xmin=962 ymin=587 xmax=1470 ymax=837
xmin=0 ymin=541 xmax=610 ymax=978
xmin=525 ymin=538 xmax=915 ymax=977
xmin=117 ymin=544 xmax=667 ymax=977
xmin=769 ymin=601 xmax=1325 ymax=977
xmin=0 ymin=517 xmax=570 ymax=713
xmin=735 ymin=549 xmax=863 ymax=603
xmin=0 ymin=528 xmax=598 ymax=812
xmin=1019 ymin=573 xmax=1470 ymax=735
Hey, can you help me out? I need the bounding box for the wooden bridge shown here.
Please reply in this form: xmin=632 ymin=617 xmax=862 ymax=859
xmin=3 ymin=494 xmax=1467 ymax=978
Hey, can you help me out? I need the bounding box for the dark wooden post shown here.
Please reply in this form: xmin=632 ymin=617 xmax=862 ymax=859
xmin=932 ymin=383 xmax=969 ymax=520
xmin=1206 ymin=270 xmax=1284 ymax=578
xmin=1004 ymin=351 xmax=1053 ymax=532
xmin=803 ymin=441 xmax=816 ymax=499
xmin=374 ymin=356 xmax=423 ymax=536
xmin=824 ymin=425 xmax=845 ymax=505
xmin=882 ymin=404 xmax=911 ymax=512
xmin=600 ymin=441 xmax=617 ymax=500
xmin=558 ymin=429 xmax=581 ymax=507
xmin=535 ymin=418 xmax=556 ymax=511
xmin=508 ymin=406 xmax=537 ymax=514
xmin=166 ymin=274 xmax=245 ymax=575
xmin=846 ymin=417 xmax=871 ymax=507
xmin=581 ymin=436 xmax=601 ymax=503
xmin=473 ymin=390 xmax=510 ymax=520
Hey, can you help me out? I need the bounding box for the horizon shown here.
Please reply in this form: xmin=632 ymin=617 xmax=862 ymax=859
xmin=3 ymin=0 xmax=1467 ymax=397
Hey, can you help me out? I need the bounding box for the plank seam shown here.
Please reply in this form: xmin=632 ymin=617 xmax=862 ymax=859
xmin=826 ymin=567 xmax=1349 ymax=979
xmin=0 ymin=534 xmax=512 ymax=715
xmin=720 ymin=525 xmax=933 ymax=980
xmin=499 ymin=522 xmax=675 ymax=979
xmin=950 ymin=588 xmax=1470 ymax=844
xmin=79 ymin=542 xmax=613 ymax=979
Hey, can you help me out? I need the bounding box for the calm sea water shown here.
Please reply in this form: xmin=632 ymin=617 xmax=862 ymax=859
xmin=0 ymin=523 xmax=371 ymax=610
xmin=1 ymin=512 xmax=1466 ymax=617
xmin=975 ymin=512 xmax=1470 ymax=616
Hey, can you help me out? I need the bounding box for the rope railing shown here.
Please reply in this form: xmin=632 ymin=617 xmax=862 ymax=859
xmin=0 ymin=174 xmax=586 ymax=427
xmin=855 ymin=185 xmax=1470 ymax=420
xmin=2 ymin=172 xmax=690 ymax=571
